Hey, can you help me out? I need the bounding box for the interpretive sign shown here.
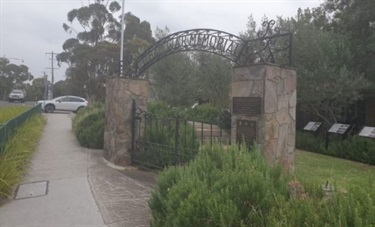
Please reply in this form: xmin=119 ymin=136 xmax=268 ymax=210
xmin=236 ymin=120 xmax=257 ymax=147
xmin=233 ymin=97 xmax=262 ymax=115
xmin=358 ymin=126 xmax=375 ymax=138
xmin=303 ymin=122 xmax=322 ymax=132
xmin=328 ymin=123 xmax=351 ymax=135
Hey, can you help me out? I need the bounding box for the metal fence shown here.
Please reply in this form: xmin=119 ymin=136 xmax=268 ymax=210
xmin=0 ymin=104 xmax=42 ymax=155
xmin=131 ymin=102 xmax=231 ymax=170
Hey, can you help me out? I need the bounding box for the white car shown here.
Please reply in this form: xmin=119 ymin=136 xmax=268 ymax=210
xmin=9 ymin=89 xmax=26 ymax=102
xmin=36 ymin=96 xmax=88 ymax=113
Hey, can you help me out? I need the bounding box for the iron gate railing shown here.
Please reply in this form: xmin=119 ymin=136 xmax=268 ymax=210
xmin=131 ymin=101 xmax=231 ymax=169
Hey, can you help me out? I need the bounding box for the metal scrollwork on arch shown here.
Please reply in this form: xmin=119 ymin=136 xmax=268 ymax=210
xmin=125 ymin=20 xmax=292 ymax=78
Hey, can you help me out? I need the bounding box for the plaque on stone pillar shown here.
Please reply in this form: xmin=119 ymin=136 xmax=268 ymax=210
xmin=236 ymin=120 xmax=257 ymax=147
xmin=233 ymin=97 xmax=262 ymax=115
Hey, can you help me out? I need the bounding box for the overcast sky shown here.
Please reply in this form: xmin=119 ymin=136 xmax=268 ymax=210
xmin=0 ymin=0 xmax=322 ymax=83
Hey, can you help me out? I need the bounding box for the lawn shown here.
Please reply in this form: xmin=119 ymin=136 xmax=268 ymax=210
xmin=0 ymin=106 xmax=29 ymax=124
xmin=295 ymin=149 xmax=375 ymax=189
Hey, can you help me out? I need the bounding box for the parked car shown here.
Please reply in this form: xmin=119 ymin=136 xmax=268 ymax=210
xmin=36 ymin=96 xmax=88 ymax=113
xmin=8 ymin=89 xmax=26 ymax=102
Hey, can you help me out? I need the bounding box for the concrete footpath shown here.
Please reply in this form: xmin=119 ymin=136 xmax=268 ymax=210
xmin=0 ymin=113 xmax=155 ymax=227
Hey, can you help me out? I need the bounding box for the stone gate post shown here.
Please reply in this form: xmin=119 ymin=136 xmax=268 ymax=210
xmin=231 ymin=63 xmax=297 ymax=172
xmin=103 ymin=78 xmax=149 ymax=166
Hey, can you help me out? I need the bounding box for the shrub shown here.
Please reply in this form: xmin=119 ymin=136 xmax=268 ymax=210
xmin=329 ymin=136 xmax=375 ymax=165
xmin=296 ymin=131 xmax=325 ymax=153
xmin=73 ymin=103 xmax=104 ymax=149
xmin=150 ymin=142 xmax=375 ymax=226
xmin=149 ymin=143 xmax=289 ymax=226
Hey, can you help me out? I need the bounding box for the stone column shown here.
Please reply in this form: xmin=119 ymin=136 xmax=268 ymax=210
xmin=103 ymin=78 xmax=149 ymax=166
xmin=231 ymin=63 xmax=297 ymax=172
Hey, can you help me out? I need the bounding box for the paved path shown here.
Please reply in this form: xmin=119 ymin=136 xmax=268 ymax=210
xmin=0 ymin=113 xmax=153 ymax=227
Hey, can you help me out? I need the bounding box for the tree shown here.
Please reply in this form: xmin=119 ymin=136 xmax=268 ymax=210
xmin=240 ymin=11 xmax=368 ymax=124
xmin=53 ymin=80 xmax=69 ymax=97
xmin=193 ymin=52 xmax=232 ymax=107
xmin=57 ymin=1 xmax=154 ymax=101
xmin=323 ymin=0 xmax=375 ymax=87
xmin=0 ymin=57 xmax=33 ymax=100
xmin=290 ymin=10 xmax=368 ymax=124
xmin=25 ymin=78 xmax=45 ymax=101
xmin=149 ymin=27 xmax=232 ymax=108
xmin=150 ymin=53 xmax=199 ymax=107
xmin=57 ymin=1 xmax=121 ymax=101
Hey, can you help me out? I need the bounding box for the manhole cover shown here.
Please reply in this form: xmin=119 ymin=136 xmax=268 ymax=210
xmin=15 ymin=181 xmax=49 ymax=200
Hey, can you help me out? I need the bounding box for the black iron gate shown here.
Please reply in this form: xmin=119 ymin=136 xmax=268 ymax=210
xmin=131 ymin=100 xmax=231 ymax=169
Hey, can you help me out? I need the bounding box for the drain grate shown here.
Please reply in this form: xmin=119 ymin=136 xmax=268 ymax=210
xmin=15 ymin=181 xmax=49 ymax=200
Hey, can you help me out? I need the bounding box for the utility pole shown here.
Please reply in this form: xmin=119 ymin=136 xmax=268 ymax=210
xmin=45 ymin=51 xmax=57 ymax=99
xmin=41 ymin=71 xmax=48 ymax=102
xmin=119 ymin=0 xmax=125 ymax=76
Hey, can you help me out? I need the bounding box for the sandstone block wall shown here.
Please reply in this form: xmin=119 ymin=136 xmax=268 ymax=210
xmin=103 ymin=78 xmax=149 ymax=166
xmin=231 ymin=64 xmax=297 ymax=172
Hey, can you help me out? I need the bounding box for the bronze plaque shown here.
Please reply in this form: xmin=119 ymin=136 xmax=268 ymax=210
xmin=236 ymin=120 xmax=257 ymax=147
xmin=233 ymin=97 xmax=262 ymax=115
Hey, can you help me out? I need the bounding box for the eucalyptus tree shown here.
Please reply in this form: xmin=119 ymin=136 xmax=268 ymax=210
xmin=57 ymin=1 xmax=154 ymax=101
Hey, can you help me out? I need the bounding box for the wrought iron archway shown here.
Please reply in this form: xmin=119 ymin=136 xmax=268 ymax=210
xmin=123 ymin=20 xmax=292 ymax=78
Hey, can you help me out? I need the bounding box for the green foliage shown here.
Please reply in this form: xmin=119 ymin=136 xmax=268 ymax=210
xmin=0 ymin=115 xmax=45 ymax=203
xmin=58 ymin=2 xmax=154 ymax=101
xmin=0 ymin=57 xmax=34 ymax=100
xmin=149 ymin=144 xmax=289 ymax=226
xmin=296 ymin=132 xmax=375 ymax=165
xmin=150 ymin=27 xmax=232 ymax=108
xmin=324 ymin=0 xmax=375 ymax=86
xmin=296 ymin=132 xmax=325 ymax=154
xmin=328 ymin=136 xmax=375 ymax=165
xmin=150 ymin=143 xmax=375 ymax=226
xmin=24 ymin=77 xmax=44 ymax=101
xmin=73 ymin=103 xmax=104 ymax=149
xmin=291 ymin=11 xmax=368 ymax=125
xmin=268 ymin=183 xmax=375 ymax=226
xmin=147 ymin=101 xmax=230 ymax=129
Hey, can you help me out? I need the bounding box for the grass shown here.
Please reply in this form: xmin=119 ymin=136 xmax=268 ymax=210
xmin=0 ymin=115 xmax=46 ymax=204
xmin=0 ymin=106 xmax=30 ymax=124
xmin=296 ymin=149 xmax=375 ymax=189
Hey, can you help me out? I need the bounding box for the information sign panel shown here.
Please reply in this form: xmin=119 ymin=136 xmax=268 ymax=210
xmin=303 ymin=122 xmax=322 ymax=132
xmin=358 ymin=126 xmax=375 ymax=138
xmin=328 ymin=123 xmax=351 ymax=135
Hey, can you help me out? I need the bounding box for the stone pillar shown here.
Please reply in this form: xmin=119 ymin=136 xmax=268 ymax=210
xmin=231 ymin=63 xmax=296 ymax=172
xmin=104 ymin=78 xmax=149 ymax=166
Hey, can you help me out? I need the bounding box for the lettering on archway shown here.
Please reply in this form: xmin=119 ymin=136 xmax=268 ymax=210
xmin=125 ymin=20 xmax=292 ymax=78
